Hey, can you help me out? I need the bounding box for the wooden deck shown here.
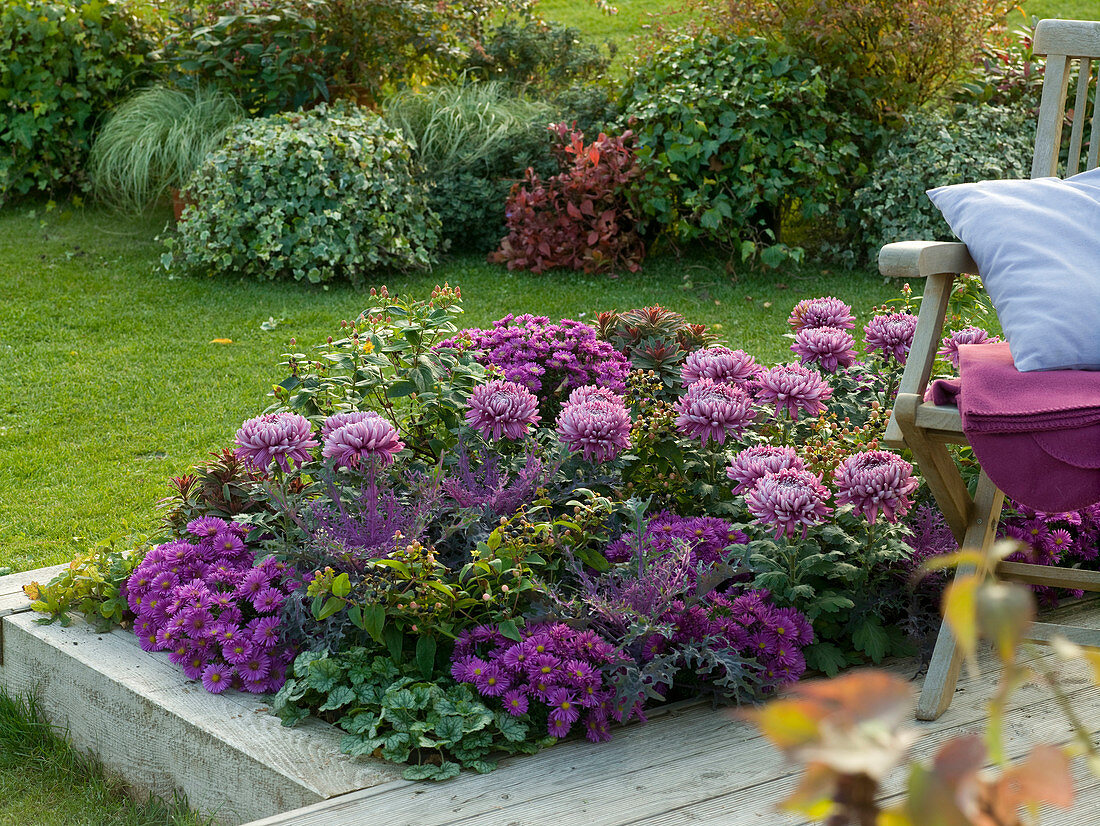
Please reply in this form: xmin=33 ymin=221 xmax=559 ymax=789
xmin=246 ymin=601 xmax=1100 ymax=826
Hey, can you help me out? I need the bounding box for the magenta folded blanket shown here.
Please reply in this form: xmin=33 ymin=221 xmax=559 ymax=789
xmin=927 ymin=342 xmax=1100 ymax=511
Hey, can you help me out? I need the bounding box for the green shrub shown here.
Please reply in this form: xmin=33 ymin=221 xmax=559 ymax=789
xmin=620 ymin=34 xmax=860 ymax=267
xmin=162 ymin=102 xmax=441 ymax=284
xmin=0 ymin=0 xmax=158 ymax=205
xmin=463 ymin=20 xmax=612 ymax=93
xmin=88 ymin=83 xmax=244 ymax=213
xmin=382 ymin=81 xmax=554 ymax=253
xmin=852 ymin=103 xmax=1034 ymax=264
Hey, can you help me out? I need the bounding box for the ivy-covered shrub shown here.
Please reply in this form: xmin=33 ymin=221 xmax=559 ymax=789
xmin=491 ymin=124 xmax=646 ymax=274
xmin=619 ymin=34 xmax=860 ymax=268
xmin=161 ymin=102 xmax=441 ymax=284
xmin=0 ymin=0 xmax=158 ymax=204
xmin=382 ymin=81 xmax=554 ymax=253
xmin=852 ymin=103 xmax=1034 ymax=264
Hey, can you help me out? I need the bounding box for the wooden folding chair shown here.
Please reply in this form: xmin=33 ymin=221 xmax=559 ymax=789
xmin=880 ymin=18 xmax=1100 ymax=720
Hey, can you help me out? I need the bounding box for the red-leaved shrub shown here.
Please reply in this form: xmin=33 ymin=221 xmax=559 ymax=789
xmin=490 ymin=124 xmax=645 ymax=275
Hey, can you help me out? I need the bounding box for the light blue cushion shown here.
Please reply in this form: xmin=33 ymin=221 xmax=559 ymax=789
xmin=927 ymin=166 xmax=1100 ymax=371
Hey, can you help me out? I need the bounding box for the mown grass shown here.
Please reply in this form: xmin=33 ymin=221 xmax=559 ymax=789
xmin=0 ymin=202 xmax=896 ymax=572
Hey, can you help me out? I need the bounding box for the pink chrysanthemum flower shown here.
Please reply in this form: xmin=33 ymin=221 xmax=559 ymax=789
xmin=673 ymin=378 xmax=756 ymax=445
xmin=864 ymin=313 xmax=918 ymax=365
xmin=322 ymin=416 xmax=404 ymax=468
xmin=937 ymin=326 xmax=1002 ymax=370
xmin=556 ymin=395 xmax=632 ymax=464
xmin=465 ymin=379 xmax=541 ymax=441
xmin=681 ymin=346 xmax=759 ymax=387
xmin=787 ymin=297 xmax=856 ymax=333
xmin=234 ymin=412 xmax=318 ymax=473
xmin=320 ymin=410 xmax=379 ymax=440
xmin=726 ymin=445 xmax=805 ymax=496
xmin=791 ymin=326 xmax=858 ymax=373
xmin=755 ymin=363 xmax=833 ymax=420
xmin=833 ymin=450 xmax=919 ymax=525
xmin=746 ymin=468 xmax=832 ymax=540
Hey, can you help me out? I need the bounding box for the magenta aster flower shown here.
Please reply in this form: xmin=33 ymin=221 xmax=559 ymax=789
xmin=745 ymin=468 xmax=833 ymax=539
xmin=755 ymin=363 xmax=833 ymax=420
xmin=201 ymin=662 xmax=233 ymax=694
xmin=791 ymin=326 xmax=858 ymax=373
xmin=937 ymin=326 xmax=1002 ymax=370
xmin=465 ymin=379 xmax=541 ymax=441
xmin=234 ymin=412 xmax=318 ymax=473
xmin=320 ymin=410 xmax=379 ymax=440
xmin=673 ymin=378 xmax=756 ymax=445
xmin=681 ymin=346 xmax=759 ymax=387
xmin=788 ymin=297 xmax=855 ymax=333
xmin=322 ymin=416 xmax=404 ymax=469
xmin=556 ymin=395 xmax=632 ymax=463
xmin=726 ymin=445 xmax=805 ymax=495
xmin=864 ymin=313 xmax=918 ymax=365
xmin=833 ymin=450 xmax=919 ymax=525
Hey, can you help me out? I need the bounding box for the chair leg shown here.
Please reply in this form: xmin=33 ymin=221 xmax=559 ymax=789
xmin=915 ymin=470 xmax=1005 ymax=720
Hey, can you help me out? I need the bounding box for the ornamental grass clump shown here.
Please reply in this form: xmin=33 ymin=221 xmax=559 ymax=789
xmin=125 ymin=517 xmax=297 ymax=695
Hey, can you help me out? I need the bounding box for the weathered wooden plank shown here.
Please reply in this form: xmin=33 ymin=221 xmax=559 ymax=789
xmin=1034 ymin=19 xmax=1100 ymax=59
xmin=0 ymin=612 xmax=403 ymax=825
xmin=0 ymin=564 xmax=67 ymax=616
xmin=998 ymin=561 xmax=1100 ymax=591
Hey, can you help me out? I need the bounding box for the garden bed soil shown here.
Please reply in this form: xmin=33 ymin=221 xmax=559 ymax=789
xmin=0 ymin=566 xmax=403 ymax=826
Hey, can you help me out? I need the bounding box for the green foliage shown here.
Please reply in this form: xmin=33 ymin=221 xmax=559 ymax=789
xmin=88 ymin=83 xmax=243 ymax=213
xmin=463 ymin=19 xmax=612 ymax=93
xmin=273 ymin=649 xmax=553 ymax=778
xmin=620 ymin=34 xmax=860 ymax=267
xmin=0 ymin=0 xmax=157 ymax=205
xmin=273 ymin=285 xmax=487 ymax=462
xmin=159 ymin=448 xmax=268 ymax=537
xmin=157 ymin=0 xmax=331 ymax=116
xmin=161 ymin=102 xmax=441 ymax=284
xmin=23 ymin=535 xmax=150 ymax=631
xmin=852 ymin=103 xmax=1034 ymax=264
xmin=382 ymin=81 xmax=554 ymax=252
xmin=597 ymin=306 xmax=717 ymax=392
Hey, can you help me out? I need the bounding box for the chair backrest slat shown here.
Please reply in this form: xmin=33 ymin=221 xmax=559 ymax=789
xmin=1066 ymin=58 xmax=1092 ymax=175
xmin=1033 ymin=19 xmax=1100 ymax=178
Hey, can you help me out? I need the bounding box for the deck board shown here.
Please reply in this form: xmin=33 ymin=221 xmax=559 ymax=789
xmin=245 ymin=602 xmax=1100 ymax=826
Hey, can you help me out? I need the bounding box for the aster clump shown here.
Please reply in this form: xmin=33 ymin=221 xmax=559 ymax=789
xmin=322 ymin=415 xmax=404 ymax=469
xmin=833 ymin=450 xmax=919 ymax=525
xmin=938 ymin=326 xmax=1002 ymax=370
xmin=604 ymin=511 xmax=748 ymax=566
xmin=791 ymin=326 xmax=858 ymax=374
xmin=755 ymin=363 xmax=833 ymax=421
xmin=465 ymin=379 xmax=541 ymax=441
xmin=234 ymin=412 xmax=318 ymax=473
xmin=673 ymin=378 xmax=756 ymax=446
xmin=745 ymin=468 xmax=833 ymax=540
xmin=681 ymin=346 xmax=759 ymax=387
xmin=556 ymin=388 xmax=632 ymax=463
xmin=726 ymin=445 xmax=805 ymax=496
xmin=788 ymin=297 xmax=855 ymax=333
xmin=863 ymin=313 xmax=918 ymax=365
xmin=124 ymin=517 xmax=297 ymax=695
xmin=452 ymin=623 xmax=629 ymax=742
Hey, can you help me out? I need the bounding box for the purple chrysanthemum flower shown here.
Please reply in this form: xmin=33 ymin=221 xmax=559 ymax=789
xmin=791 ymin=326 xmax=858 ymax=373
xmin=556 ymin=395 xmax=632 ymax=463
xmin=234 ymin=412 xmax=318 ymax=473
xmin=745 ymin=468 xmax=833 ymax=539
xmin=673 ymin=378 xmax=756 ymax=445
xmin=754 ymin=364 xmax=833 ymax=420
xmin=834 ymin=450 xmax=919 ymax=525
xmin=937 ymin=326 xmax=1002 ymax=370
xmin=864 ymin=313 xmax=918 ymax=365
xmin=322 ymin=416 xmax=404 ymax=469
xmin=320 ymin=410 xmax=379 ymax=440
xmin=465 ymin=379 xmax=541 ymax=441
xmin=788 ymin=297 xmax=856 ymax=333
xmin=726 ymin=445 xmax=805 ymax=496
xmin=681 ymin=346 xmax=759 ymax=387
xmin=202 ymin=662 xmax=233 ymax=694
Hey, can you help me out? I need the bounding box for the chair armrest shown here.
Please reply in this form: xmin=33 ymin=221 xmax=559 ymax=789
xmin=878 ymin=241 xmax=977 ymax=279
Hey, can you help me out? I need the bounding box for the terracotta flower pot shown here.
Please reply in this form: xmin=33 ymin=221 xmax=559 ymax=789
xmin=171 ymin=187 xmax=196 ymax=222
